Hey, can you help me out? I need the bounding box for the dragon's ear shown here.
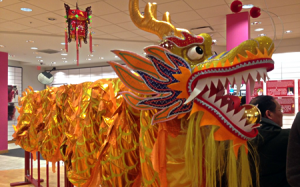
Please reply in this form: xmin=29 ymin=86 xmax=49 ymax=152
xmin=112 ymin=50 xmax=161 ymax=79
xmin=120 ymin=91 xmax=154 ymax=110
xmin=108 ymin=62 xmax=155 ymax=95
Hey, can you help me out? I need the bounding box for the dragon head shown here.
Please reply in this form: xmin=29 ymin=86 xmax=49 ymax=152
xmin=110 ymin=0 xmax=274 ymax=154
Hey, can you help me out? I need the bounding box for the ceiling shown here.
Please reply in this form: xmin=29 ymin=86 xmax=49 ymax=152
xmin=0 ymin=0 xmax=299 ymax=67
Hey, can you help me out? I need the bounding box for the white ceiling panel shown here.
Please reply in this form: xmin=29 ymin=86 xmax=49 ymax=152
xmin=97 ymin=25 xmax=127 ymax=34
xmin=0 ymin=8 xmax=25 ymax=20
xmin=4 ymin=2 xmax=48 ymax=16
xmin=171 ymin=11 xmax=202 ymax=23
xmin=87 ymin=1 xmax=120 ymax=16
xmin=101 ymin=12 xmax=132 ymax=24
xmin=27 ymin=0 xmax=64 ymax=11
xmin=196 ymin=5 xmax=232 ymax=18
xmin=111 ymin=31 xmax=139 ymax=39
xmin=105 ymin=0 xmax=147 ymax=11
xmin=0 ymin=22 xmax=30 ymax=31
xmin=184 ymin=0 xmax=225 ymax=9
xmin=157 ymin=1 xmax=192 ymax=14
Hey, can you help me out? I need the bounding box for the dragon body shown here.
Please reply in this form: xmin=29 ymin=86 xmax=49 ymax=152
xmin=13 ymin=0 xmax=275 ymax=186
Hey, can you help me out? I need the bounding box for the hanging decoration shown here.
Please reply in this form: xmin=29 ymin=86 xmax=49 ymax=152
xmin=64 ymin=3 xmax=92 ymax=66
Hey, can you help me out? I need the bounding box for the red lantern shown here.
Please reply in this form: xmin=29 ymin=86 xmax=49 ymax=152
xmin=64 ymin=3 xmax=92 ymax=66
xmin=230 ymin=0 xmax=243 ymax=13
xmin=250 ymin=7 xmax=261 ymax=18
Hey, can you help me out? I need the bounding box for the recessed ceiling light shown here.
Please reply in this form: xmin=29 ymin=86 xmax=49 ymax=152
xmin=63 ymin=61 xmax=68 ymax=63
xmin=285 ymin=30 xmax=292 ymax=33
xmin=51 ymin=62 xmax=56 ymax=64
xmin=100 ymin=57 xmax=104 ymax=59
xmin=242 ymin=4 xmax=254 ymax=9
xmin=251 ymin=21 xmax=261 ymax=25
xmin=115 ymin=56 xmax=119 ymax=58
xmin=26 ymin=40 xmax=34 ymax=43
xmin=61 ymin=48 xmax=66 ymax=51
xmin=21 ymin=8 xmax=32 ymax=12
xmin=61 ymin=43 xmax=65 ymax=45
xmin=143 ymin=52 xmax=147 ymax=55
xmin=87 ymin=58 xmax=91 ymax=61
xmin=254 ymin=28 xmax=264 ymax=31
xmin=48 ymin=18 xmax=56 ymax=21
xmin=61 ymin=53 xmax=68 ymax=56
xmin=31 ymin=47 xmax=38 ymax=50
xmin=259 ymin=33 xmax=266 ymax=36
xmin=88 ymin=54 xmax=94 ymax=57
xmin=212 ymin=39 xmax=217 ymax=43
xmin=36 ymin=56 xmax=42 ymax=58
xmin=38 ymin=60 xmax=43 ymax=62
xmin=9 ymin=54 xmax=15 ymax=57
xmin=0 ymin=45 xmax=5 ymax=48
xmin=93 ymin=44 xmax=99 ymax=47
xmin=62 ymin=58 xmax=66 ymax=60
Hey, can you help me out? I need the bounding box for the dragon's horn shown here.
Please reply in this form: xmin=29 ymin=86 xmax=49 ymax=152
xmin=129 ymin=0 xmax=190 ymax=39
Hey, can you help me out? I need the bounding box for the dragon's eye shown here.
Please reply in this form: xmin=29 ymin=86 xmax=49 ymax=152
xmin=187 ymin=46 xmax=204 ymax=60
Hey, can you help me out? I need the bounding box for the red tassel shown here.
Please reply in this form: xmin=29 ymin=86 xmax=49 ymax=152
xmin=76 ymin=27 xmax=79 ymax=66
xmin=89 ymin=32 xmax=92 ymax=54
xmin=65 ymin=28 xmax=68 ymax=52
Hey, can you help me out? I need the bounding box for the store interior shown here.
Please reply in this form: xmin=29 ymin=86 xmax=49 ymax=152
xmin=0 ymin=0 xmax=300 ymax=186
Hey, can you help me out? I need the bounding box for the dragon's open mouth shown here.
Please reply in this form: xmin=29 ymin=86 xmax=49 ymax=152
xmin=187 ymin=58 xmax=274 ymax=140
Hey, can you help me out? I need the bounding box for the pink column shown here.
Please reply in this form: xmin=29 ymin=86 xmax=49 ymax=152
xmin=226 ymin=12 xmax=251 ymax=104
xmin=0 ymin=52 xmax=8 ymax=152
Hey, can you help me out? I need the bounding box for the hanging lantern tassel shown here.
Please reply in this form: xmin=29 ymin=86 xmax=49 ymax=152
xmin=79 ymin=39 xmax=82 ymax=48
xmin=76 ymin=27 xmax=79 ymax=66
xmin=89 ymin=31 xmax=93 ymax=54
xmin=65 ymin=28 xmax=68 ymax=52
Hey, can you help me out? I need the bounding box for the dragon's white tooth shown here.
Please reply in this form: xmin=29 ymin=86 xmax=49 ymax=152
xmin=202 ymin=91 xmax=210 ymax=100
xmin=249 ymin=78 xmax=255 ymax=94
xmin=184 ymin=81 xmax=203 ymax=104
xmin=266 ymin=73 xmax=270 ymax=80
xmin=210 ymin=78 xmax=219 ymax=88
xmin=242 ymin=74 xmax=248 ymax=83
xmin=235 ymin=74 xmax=242 ymax=94
xmin=256 ymin=73 xmax=261 ymax=83
xmin=257 ymin=69 xmax=265 ymax=80
xmin=214 ymin=99 xmax=222 ymax=108
xmin=249 ymin=71 xmax=257 ymax=81
xmin=227 ymin=109 xmax=235 ymax=118
xmin=263 ymin=73 xmax=267 ymax=82
xmin=234 ymin=108 xmax=245 ymax=121
xmin=227 ymin=76 xmax=234 ymax=85
xmin=243 ymin=122 xmax=255 ymax=132
xmin=220 ymin=78 xmax=226 ymax=88
xmin=208 ymin=94 xmax=217 ymax=103
xmin=220 ymin=103 xmax=228 ymax=113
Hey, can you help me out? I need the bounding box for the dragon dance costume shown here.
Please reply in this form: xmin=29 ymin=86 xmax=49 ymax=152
xmin=13 ymin=0 xmax=275 ymax=186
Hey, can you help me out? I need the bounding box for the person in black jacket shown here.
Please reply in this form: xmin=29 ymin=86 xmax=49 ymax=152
xmin=249 ymin=95 xmax=290 ymax=187
xmin=287 ymin=112 xmax=300 ymax=186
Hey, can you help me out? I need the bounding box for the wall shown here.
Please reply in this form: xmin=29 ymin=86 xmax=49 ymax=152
xmin=7 ymin=60 xmax=45 ymax=141
xmin=0 ymin=52 xmax=8 ymax=152
xmin=8 ymin=60 xmax=45 ymax=91
xmin=266 ymin=52 xmax=300 ymax=129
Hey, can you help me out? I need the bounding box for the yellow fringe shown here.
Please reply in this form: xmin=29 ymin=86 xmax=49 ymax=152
xmin=184 ymin=112 xmax=258 ymax=187
xmin=184 ymin=111 xmax=204 ymax=186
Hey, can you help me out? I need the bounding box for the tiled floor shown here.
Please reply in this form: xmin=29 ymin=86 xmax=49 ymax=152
xmin=0 ymin=143 xmax=65 ymax=187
